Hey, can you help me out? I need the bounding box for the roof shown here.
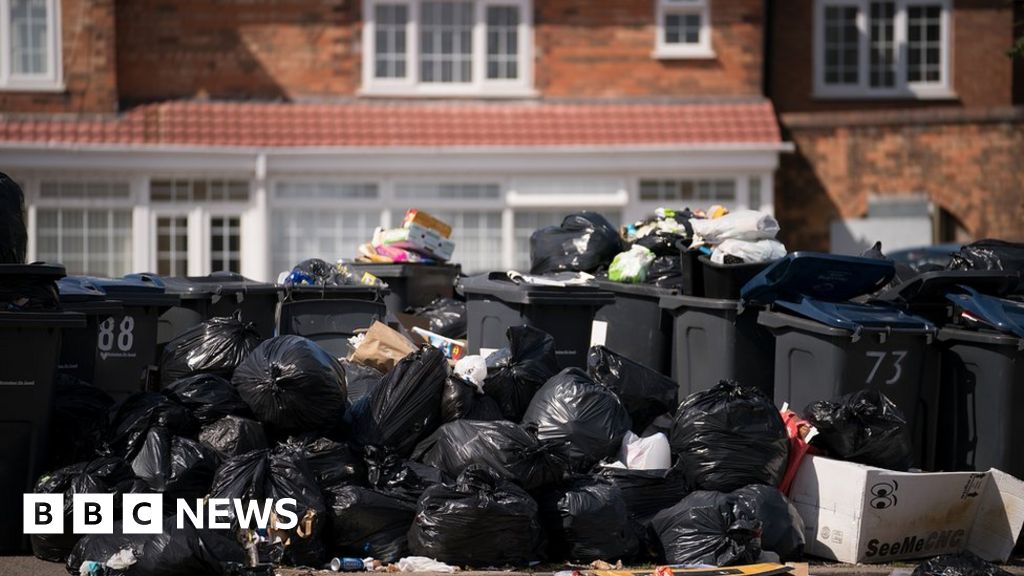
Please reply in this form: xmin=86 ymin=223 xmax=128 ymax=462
xmin=0 ymin=100 xmax=782 ymax=149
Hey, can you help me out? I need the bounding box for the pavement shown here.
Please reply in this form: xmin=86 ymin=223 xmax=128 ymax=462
xmin=6 ymin=556 xmax=1024 ymax=576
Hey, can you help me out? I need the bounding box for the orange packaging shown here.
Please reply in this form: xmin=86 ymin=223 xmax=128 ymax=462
xmin=403 ymin=209 xmax=452 ymax=238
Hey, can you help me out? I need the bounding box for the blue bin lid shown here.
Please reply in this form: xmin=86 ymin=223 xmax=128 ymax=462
xmin=58 ymin=276 xmax=109 ymax=302
xmin=774 ymin=298 xmax=935 ymax=332
xmin=945 ymin=287 xmax=1024 ymax=338
xmin=91 ymin=274 xmax=179 ymax=307
xmin=740 ymin=252 xmax=895 ymax=304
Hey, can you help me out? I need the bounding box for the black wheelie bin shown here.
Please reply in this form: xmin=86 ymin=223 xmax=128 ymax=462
xmin=743 ymin=252 xmax=940 ymax=469
xmin=278 ymin=283 xmax=389 ymax=360
xmin=56 ymin=276 xmax=122 ymax=384
xmin=155 ymin=272 xmax=282 ymax=343
xmin=592 ymin=280 xmax=676 ymax=376
xmin=349 ymin=262 xmax=460 ymax=314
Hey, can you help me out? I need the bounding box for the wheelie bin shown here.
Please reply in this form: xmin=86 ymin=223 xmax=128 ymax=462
xmin=461 ymin=272 xmax=614 ymax=369
xmin=278 ymin=284 xmax=389 ymax=360
xmin=56 ymin=276 xmax=122 ymax=383
xmin=349 ymin=262 xmax=460 ymax=314
xmin=742 ymin=252 xmax=939 ymax=469
xmin=592 ymin=281 xmax=676 ymax=376
xmin=0 ymin=263 xmax=84 ymax=552
xmin=155 ymin=272 xmax=282 ymax=343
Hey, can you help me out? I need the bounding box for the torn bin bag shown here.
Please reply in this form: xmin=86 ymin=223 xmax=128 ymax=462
xmin=413 ymin=419 xmax=567 ymax=490
xmin=232 ymin=335 xmax=348 ymax=435
xmin=159 ymin=313 xmax=261 ymax=387
xmin=409 ymin=466 xmax=545 ymax=567
xmin=535 ymin=476 xmax=639 ymax=563
xmin=521 ymin=368 xmax=632 ymax=471
xmin=530 ymin=212 xmax=623 ymax=275
xmin=351 ymin=346 xmax=447 ymax=457
xmin=324 ymin=484 xmax=417 ymax=563
xmin=198 ymin=415 xmax=268 ymax=459
xmin=483 ymin=325 xmax=560 ymax=422
xmin=162 ymin=373 xmax=250 ymax=424
xmin=649 ymin=490 xmax=762 ymax=566
xmin=587 ymin=345 xmax=678 ymax=433
xmin=670 ymin=380 xmax=788 ymax=492
xmin=804 ymin=389 xmax=913 ymax=471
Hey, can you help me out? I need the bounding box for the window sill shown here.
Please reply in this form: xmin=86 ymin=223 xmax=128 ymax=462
xmin=813 ymin=88 xmax=958 ymax=101
xmin=0 ymin=80 xmax=65 ymax=93
xmin=358 ymin=85 xmax=539 ymax=99
xmin=651 ymin=47 xmax=716 ymax=60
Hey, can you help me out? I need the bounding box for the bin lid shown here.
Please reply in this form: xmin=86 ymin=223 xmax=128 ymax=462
xmin=740 ymin=252 xmax=895 ymax=305
xmin=878 ymin=270 xmax=1019 ymax=305
xmin=594 ymin=278 xmax=678 ymax=298
xmin=348 ymin=262 xmax=462 ymax=278
xmin=92 ymin=274 xmax=180 ymax=307
xmin=0 ymin=262 xmax=66 ymax=280
xmin=0 ymin=310 xmax=86 ymax=328
xmin=57 ymin=277 xmax=122 ymax=314
xmin=945 ymin=286 xmax=1024 ymax=338
xmin=160 ymin=272 xmax=281 ymax=300
xmin=283 ymin=283 xmax=389 ymax=301
xmin=773 ymin=297 xmax=936 ymax=332
xmin=460 ymin=272 xmax=614 ymax=306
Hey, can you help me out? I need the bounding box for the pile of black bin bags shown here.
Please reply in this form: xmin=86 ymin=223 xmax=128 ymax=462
xmin=33 ymin=317 xmax=814 ymax=575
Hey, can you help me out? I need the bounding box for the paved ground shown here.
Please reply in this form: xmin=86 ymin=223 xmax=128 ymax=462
xmin=6 ymin=556 xmax=1024 ymax=576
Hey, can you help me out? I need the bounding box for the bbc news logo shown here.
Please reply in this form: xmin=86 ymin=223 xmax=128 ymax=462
xmin=23 ymin=495 xmax=299 ymax=535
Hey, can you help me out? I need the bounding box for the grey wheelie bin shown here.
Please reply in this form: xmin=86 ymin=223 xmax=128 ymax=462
xmin=0 ymin=263 xmax=84 ymax=552
xmin=56 ymin=276 xmax=122 ymax=383
xmin=592 ymin=280 xmax=676 ymax=376
xmin=461 ymin=272 xmax=614 ymax=369
xmin=349 ymin=263 xmax=460 ymax=314
xmin=279 ymin=284 xmax=389 ymax=360
xmin=882 ymin=271 xmax=1024 ymax=475
xmin=155 ymin=272 xmax=282 ymax=342
xmin=742 ymin=252 xmax=940 ymax=469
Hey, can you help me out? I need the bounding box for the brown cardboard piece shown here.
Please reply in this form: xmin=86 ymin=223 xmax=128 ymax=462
xmin=348 ymin=321 xmax=417 ymax=373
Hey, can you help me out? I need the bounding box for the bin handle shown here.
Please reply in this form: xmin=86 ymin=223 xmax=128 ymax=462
xmin=966 ymin=374 xmax=978 ymax=469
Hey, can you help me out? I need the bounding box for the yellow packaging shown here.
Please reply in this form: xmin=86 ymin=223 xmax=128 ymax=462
xmin=403 ymin=209 xmax=452 ymax=238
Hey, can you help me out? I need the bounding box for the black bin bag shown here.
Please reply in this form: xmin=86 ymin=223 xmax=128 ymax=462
xmin=587 ymin=345 xmax=678 ymax=432
xmin=596 ymin=464 xmax=690 ymax=524
xmin=324 ymin=484 xmax=417 ymax=563
xmin=804 ymin=389 xmax=913 ymax=471
xmin=109 ymin=392 xmax=197 ymax=458
xmin=49 ymin=374 xmax=115 ymax=469
xmin=409 ymin=466 xmax=545 ymax=567
xmin=0 ymin=172 xmax=27 ymax=264
xmin=199 ymin=416 xmax=268 ymax=459
xmin=209 ymin=445 xmax=327 ymax=567
xmin=31 ymin=457 xmax=135 ymax=562
xmin=521 ymin=367 xmax=632 ymax=472
xmin=732 ymin=484 xmax=805 ymax=561
xmin=913 ymin=551 xmax=1012 ymax=576
xmin=529 ymin=211 xmax=623 ymax=275
xmin=232 ymin=335 xmax=348 ymax=435
xmin=284 ymin=435 xmax=367 ymax=490
xmin=160 ymin=313 xmax=261 ymax=387
xmin=413 ymin=297 xmax=467 ymax=339
xmin=441 ymin=375 xmax=503 ymax=423
xmin=535 ymin=476 xmax=639 ymax=563
xmin=351 ymin=346 xmax=447 ymax=457
xmin=67 ymin=516 xmax=245 ymax=576
xmin=130 ymin=427 xmax=220 ymax=503
xmin=365 ymin=452 xmax=451 ymax=503
xmin=670 ymin=380 xmax=788 ymax=492
xmin=341 ymin=360 xmax=382 ymax=404
xmin=413 ymin=419 xmax=566 ymax=490
xmin=649 ymin=490 xmax=762 ymax=566
xmin=483 ymin=325 xmax=560 ymax=422
xmin=948 ymin=240 xmax=1024 ymax=284
xmin=163 ymin=373 xmax=250 ymax=424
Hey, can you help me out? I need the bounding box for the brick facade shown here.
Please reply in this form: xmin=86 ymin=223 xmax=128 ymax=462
xmin=775 ymin=109 xmax=1024 ymax=251
xmin=0 ymin=0 xmax=117 ymax=114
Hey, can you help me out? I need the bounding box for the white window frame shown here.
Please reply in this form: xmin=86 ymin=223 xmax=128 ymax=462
xmin=632 ymin=174 xmax=774 ymax=216
xmin=653 ymin=0 xmax=714 ymax=60
xmin=0 ymin=0 xmax=62 ymax=91
xmin=361 ymin=0 xmax=535 ymax=97
xmin=813 ymin=0 xmax=953 ymax=99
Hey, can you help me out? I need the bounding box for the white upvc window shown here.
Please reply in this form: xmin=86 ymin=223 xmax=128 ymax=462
xmin=814 ymin=0 xmax=953 ymax=99
xmin=361 ymin=0 xmax=534 ymax=97
xmin=654 ymin=0 xmax=713 ymax=59
xmin=0 ymin=0 xmax=61 ymax=90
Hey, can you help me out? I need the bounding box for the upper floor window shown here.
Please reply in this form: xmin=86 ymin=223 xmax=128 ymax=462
xmin=654 ymin=0 xmax=713 ymax=59
xmin=815 ymin=0 xmax=952 ymax=99
xmin=361 ymin=0 xmax=534 ymax=97
xmin=0 ymin=0 xmax=61 ymax=90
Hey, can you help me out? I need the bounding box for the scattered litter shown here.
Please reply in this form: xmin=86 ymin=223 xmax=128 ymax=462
xmin=396 ymin=556 xmax=459 ymax=573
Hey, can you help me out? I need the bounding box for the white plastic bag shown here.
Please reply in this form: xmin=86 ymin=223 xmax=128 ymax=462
xmin=690 ymin=210 xmax=780 ymax=245
xmin=608 ymin=245 xmax=656 ymax=283
xmin=618 ymin=431 xmax=672 ymax=470
xmin=397 ymin=556 xmax=459 ymax=573
xmin=710 ymin=238 xmax=787 ymax=265
xmin=454 ymin=355 xmax=487 ymax=390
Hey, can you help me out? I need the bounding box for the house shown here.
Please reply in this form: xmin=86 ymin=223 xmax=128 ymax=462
xmin=0 ymin=0 xmax=787 ymax=280
xmin=768 ymin=0 xmax=1024 ymax=254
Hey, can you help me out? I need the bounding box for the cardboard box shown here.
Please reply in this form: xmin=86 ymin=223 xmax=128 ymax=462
xmin=375 ymin=224 xmax=455 ymax=261
xmin=789 ymin=455 xmax=1024 ymax=564
xmin=403 ymin=209 xmax=452 ymax=238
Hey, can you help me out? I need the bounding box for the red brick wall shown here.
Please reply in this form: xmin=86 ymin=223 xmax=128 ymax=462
xmin=0 ymin=0 xmax=117 ymax=113
xmin=770 ymin=0 xmax=1017 ymax=114
xmin=774 ymin=109 xmax=1024 ymax=251
xmin=536 ymin=0 xmax=763 ymax=97
xmin=115 ymin=0 xmax=762 ymax=104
